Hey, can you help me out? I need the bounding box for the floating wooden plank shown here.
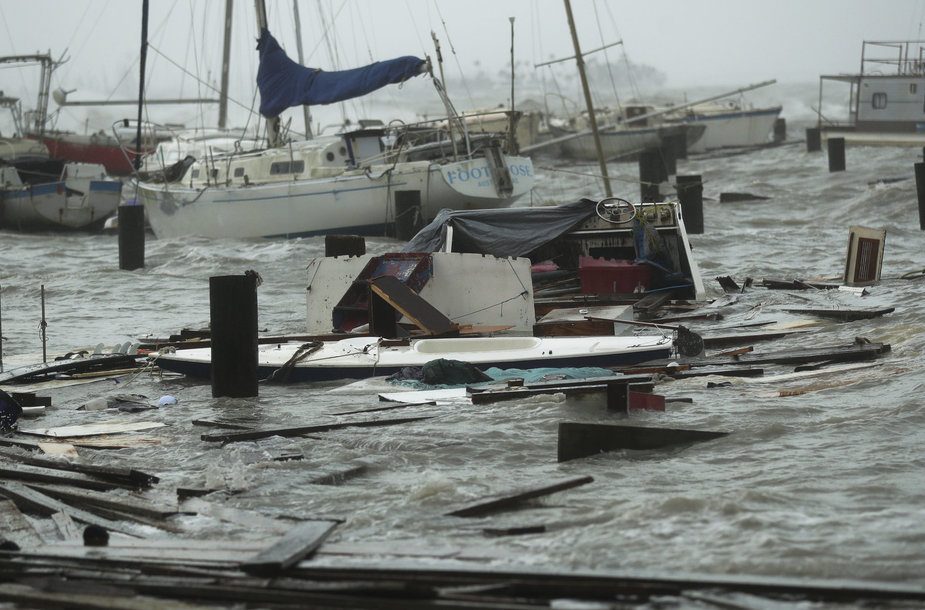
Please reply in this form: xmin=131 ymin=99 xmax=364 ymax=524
xmin=760 ymin=278 xmax=842 ymax=290
xmin=558 ymin=423 xmax=729 ymax=462
xmin=0 ymin=498 xmax=44 ymax=548
xmin=690 ymin=342 xmax=890 ymax=367
xmin=200 ymin=415 xmax=433 ymax=444
xmin=632 ymin=291 xmax=674 ymax=313
xmin=242 ymin=519 xmax=339 ymax=575
xmin=19 ymin=421 xmax=166 ymax=438
xmin=0 ymin=448 xmax=158 ymax=487
xmin=333 ymin=402 xmax=437 ymax=415
xmin=0 ymin=583 xmax=214 ymax=610
xmin=715 ymin=275 xmax=741 ymax=293
xmin=719 ymin=192 xmax=770 ymax=203
xmin=700 ymin=328 xmax=810 ymax=348
xmin=26 ymin=483 xmax=178 ymax=521
xmin=0 ymin=481 xmax=141 ymax=536
xmin=370 ymin=275 xmax=459 ymax=337
xmin=482 ymin=525 xmax=547 ymax=537
xmin=668 ymin=367 xmax=764 ymax=379
xmin=445 ymin=475 xmax=594 ymax=517
xmin=646 ymin=311 xmax=723 ymax=324
xmin=0 ymin=464 xmax=130 ymax=492
xmin=783 ymin=307 xmax=894 ymax=322
xmin=190 ymin=419 xmax=254 ymax=430
xmin=20 ymin=406 xmax=46 ymax=418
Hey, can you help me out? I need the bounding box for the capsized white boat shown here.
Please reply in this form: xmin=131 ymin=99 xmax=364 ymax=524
xmin=153 ymin=334 xmax=673 ymax=383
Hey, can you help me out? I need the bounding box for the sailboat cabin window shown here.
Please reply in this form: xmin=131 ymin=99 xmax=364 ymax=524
xmin=872 ymin=93 xmax=888 ymax=109
xmin=911 ymin=83 xmax=918 ymax=95
xmin=233 ymin=167 xmax=245 ymax=178
xmin=270 ymin=161 xmax=305 ymax=175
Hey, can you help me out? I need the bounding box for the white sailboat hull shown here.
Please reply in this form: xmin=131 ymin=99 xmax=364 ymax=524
xmin=680 ymin=107 xmax=782 ymax=152
xmin=138 ymin=156 xmax=533 ymax=240
xmin=154 ymin=334 xmax=673 ymax=383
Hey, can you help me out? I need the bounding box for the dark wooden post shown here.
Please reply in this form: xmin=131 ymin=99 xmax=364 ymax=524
xmin=324 ymin=235 xmax=365 ymax=257
xmin=676 ymin=174 xmax=703 ymax=234
xmin=638 ymin=149 xmax=665 ymax=202
xmin=606 ymin=380 xmax=628 ymax=414
xmin=915 ymin=162 xmax=925 ymax=230
xmin=805 ymin=127 xmax=821 ymax=152
xmin=827 ymin=137 xmax=846 ymax=172
xmin=117 ymin=204 xmax=145 ymax=271
xmin=210 ymin=274 xmax=258 ymax=398
xmin=773 ymin=118 xmax=786 ymax=143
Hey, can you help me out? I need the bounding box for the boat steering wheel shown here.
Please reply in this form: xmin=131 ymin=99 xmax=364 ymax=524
xmin=595 ymin=197 xmax=637 ymax=225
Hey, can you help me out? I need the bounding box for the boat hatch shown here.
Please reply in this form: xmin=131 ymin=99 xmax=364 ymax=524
xmin=413 ymin=337 xmax=541 ymax=354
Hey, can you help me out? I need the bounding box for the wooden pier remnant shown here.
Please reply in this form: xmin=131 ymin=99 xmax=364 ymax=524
xmin=806 ymin=127 xmax=821 ymax=152
xmin=557 ymin=422 xmax=728 ymax=462
xmin=676 ymin=174 xmax=703 ymax=234
xmin=914 ymin=162 xmax=925 ymax=230
xmin=209 ymin=273 xmax=258 ymax=398
xmin=638 ymin=149 xmax=666 ymax=202
xmin=773 ymin=117 xmax=786 ymax=142
xmin=827 ymin=137 xmax=846 ymax=172
xmin=117 ymin=204 xmax=145 ymax=271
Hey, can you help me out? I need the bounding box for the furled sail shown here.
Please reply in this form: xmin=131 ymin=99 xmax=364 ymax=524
xmin=256 ymin=28 xmax=426 ymax=118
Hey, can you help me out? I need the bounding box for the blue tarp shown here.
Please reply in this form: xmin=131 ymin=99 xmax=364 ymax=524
xmin=256 ymin=28 xmax=426 ymax=117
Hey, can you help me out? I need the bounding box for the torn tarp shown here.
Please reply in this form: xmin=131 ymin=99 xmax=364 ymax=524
xmin=256 ymin=28 xmax=426 ymax=118
xmin=402 ymin=199 xmax=599 ymax=257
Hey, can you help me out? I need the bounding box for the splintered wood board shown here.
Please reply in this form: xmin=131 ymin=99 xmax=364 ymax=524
xmin=20 ymin=421 xmax=166 ymax=438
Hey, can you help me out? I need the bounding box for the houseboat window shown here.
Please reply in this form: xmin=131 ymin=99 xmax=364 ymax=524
xmin=872 ymin=92 xmax=888 ymax=109
xmin=911 ymin=84 xmax=918 ymax=95
xmin=233 ymin=167 xmax=245 ymax=177
xmin=191 ymin=169 xmax=200 ymax=178
xmin=291 ymin=160 xmax=305 ymax=173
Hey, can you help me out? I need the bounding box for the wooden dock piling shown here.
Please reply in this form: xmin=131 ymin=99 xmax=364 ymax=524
xmin=676 ymin=174 xmax=704 ymax=234
xmin=209 ymin=274 xmax=258 ymax=398
xmin=915 ymin=162 xmax=925 ymax=230
xmin=773 ymin=118 xmax=786 ymax=142
xmin=827 ymin=137 xmax=846 ymax=172
xmin=117 ymin=204 xmax=145 ymax=271
xmin=638 ymin=149 xmax=665 ymax=202
xmin=806 ymin=127 xmax=821 ymax=152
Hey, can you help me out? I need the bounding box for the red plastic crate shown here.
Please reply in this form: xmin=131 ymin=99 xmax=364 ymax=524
xmin=578 ymin=256 xmax=652 ymax=294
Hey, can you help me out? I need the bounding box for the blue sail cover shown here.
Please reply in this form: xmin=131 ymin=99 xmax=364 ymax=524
xmin=256 ymin=28 xmax=426 ymax=117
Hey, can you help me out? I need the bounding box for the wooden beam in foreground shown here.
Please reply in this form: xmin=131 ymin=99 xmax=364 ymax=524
xmin=558 ymin=423 xmax=728 ymax=462
xmin=242 ymin=520 xmax=339 ymax=576
xmin=446 ymin=475 xmax=594 ymax=517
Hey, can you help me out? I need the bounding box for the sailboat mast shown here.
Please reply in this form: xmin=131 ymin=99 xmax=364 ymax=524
xmin=292 ymin=0 xmax=313 ymax=138
xmin=563 ymin=0 xmax=612 ymax=197
xmin=254 ymin=0 xmax=281 ymax=147
xmin=218 ymin=0 xmax=233 ymax=129
xmin=134 ymin=0 xmax=150 ymax=170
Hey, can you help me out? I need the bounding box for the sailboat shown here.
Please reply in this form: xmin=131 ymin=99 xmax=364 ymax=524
xmin=136 ymin=25 xmax=534 ymax=240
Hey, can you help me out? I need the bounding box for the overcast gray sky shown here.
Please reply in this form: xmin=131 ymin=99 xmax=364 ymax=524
xmin=2 ymin=0 xmax=924 ymax=132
